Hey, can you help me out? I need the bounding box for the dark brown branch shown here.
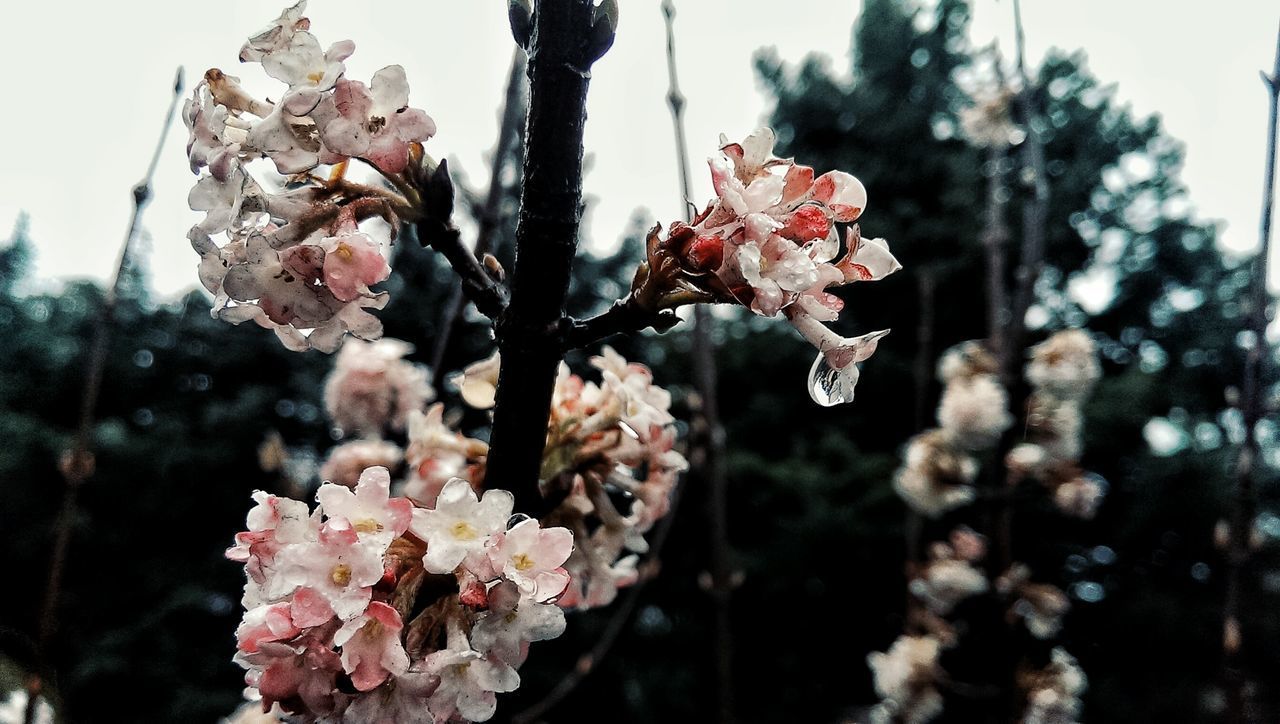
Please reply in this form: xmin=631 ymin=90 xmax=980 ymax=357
xmin=559 ymin=296 xmax=681 ymax=351
xmin=486 ymin=0 xmax=609 ymax=514
xmin=416 ymin=215 xmax=510 ymax=322
xmin=429 ymin=50 xmax=528 ymax=388
xmin=31 ymin=67 xmax=184 ymax=723
xmin=1224 ymin=21 xmax=1280 ymax=724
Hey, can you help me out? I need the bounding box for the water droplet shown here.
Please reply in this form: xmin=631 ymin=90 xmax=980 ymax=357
xmin=808 ymin=353 xmax=859 ymax=406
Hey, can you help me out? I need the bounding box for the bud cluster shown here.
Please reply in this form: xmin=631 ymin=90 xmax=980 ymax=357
xmin=641 ymin=128 xmax=902 ymax=405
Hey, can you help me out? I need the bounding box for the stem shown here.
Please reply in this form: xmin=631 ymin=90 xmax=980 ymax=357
xmin=982 ymin=144 xmax=1012 ymax=376
xmin=31 ymin=67 xmax=184 ymax=722
xmin=1224 ymin=21 xmax=1280 ymax=724
xmin=429 ymin=49 xmax=528 ymax=389
xmin=1005 ymin=0 xmax=1049 ymax=381
xmin=662 ymin=2 xmax=734 ymax=719
xmin=510 ymin=475 xmax=686 ymax=724
xmin=486 ymin=0 xmax=603 ymax=514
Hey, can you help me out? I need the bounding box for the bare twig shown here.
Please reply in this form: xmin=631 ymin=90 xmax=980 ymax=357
xmin=1004 ymin=0 xmax=1049 ymax=380
xmin=662 ymin=2 xmax=735 ymax=721
xmin=30 ymin=67 xmax=185 ymax=723
xmin=1223 ymin=20 xmax=1280 ymax=724
xmin=429 ymin=50 xmax=528 ymax=389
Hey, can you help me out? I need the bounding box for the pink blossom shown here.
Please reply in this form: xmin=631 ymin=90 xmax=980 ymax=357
xmin=470 ymin=581 xmax=567 ymax=665
xmin=241 ymin=631 xmax=345 ymax=717
xmin=316 ymin=466 xmax=412 ymax=550
xmin=318 ymin=439 xmax=404 ymax=489
xmin=313 ymin=66 xmax=437 ymax=173
xmin=409 ymin=479 xmax=513 ymax=575
xmin=487 ymin=519 xmax=573 ymax=601
xmin=323 ymin=338 xmax=433 ymax=436
xmin=422 ymin=641 xmax=519 ymax=723
xmin=236 ymin=602 xmax=301 ymax=654
xmin=403 ymin=405 xmax=478 ymax=505
xmin=277 ymin=519 xmax=384 ymax=620
xmin=333 ymin=601 xmax=410 ymax=691
xmin=320 ymin=230 xmax=391 ymax=303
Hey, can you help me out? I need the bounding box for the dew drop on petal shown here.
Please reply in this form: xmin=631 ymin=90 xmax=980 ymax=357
xmin=808 ymin=353 xmax=860 ymax=406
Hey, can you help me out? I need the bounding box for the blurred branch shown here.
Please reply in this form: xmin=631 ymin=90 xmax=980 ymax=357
xmin=429 ymin=49 xmax=527 ymax=389
xmin=1005 ymin=0 xmax=1049 ymax=384
xmin=1223 ymin=20 xmax=1280 ymax=724
xmin=31 ymin=66 xmax=185 ymax=723
xmin=663 ymin=1 xmax=735 ymax=721
xmin=511 ymin=471 xmax=684 ymax=723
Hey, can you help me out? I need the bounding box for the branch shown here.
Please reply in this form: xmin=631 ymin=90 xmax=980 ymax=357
xmin=1223 ymin=19 xmax=1280 ymax=724
xmin=486 ymin=0 xmax=613 ymax=514
xmin=559 ymin=296 xmax=682 ymax=351
xmin=31 ymin=67 xmax=185 ymax=722
xmin=663 ymin=2 xmax=735 ymax=722
xmin=429 ymin=49 xmax=528 ymax=388
xmin=416 ymin=208 xmax=510 ymax=321
xmin=511 ymin=462 xmax=687 ymax=724
xmin=1004 ymin=2 xmax=1049 ymax=386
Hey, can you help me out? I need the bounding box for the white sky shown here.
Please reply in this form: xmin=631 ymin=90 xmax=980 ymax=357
xmin=0 ymin=1 xmax=1276 ymax=297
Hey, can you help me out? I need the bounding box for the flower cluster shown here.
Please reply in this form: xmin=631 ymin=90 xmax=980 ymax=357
xmin=909 ymin=529 xmax=990 ymax=617
xmin=446 ymin=347 xmax=688 ymax=609
xmin=895 ymin=342 xmax=1010 ymax=518
xmin=872 ymin=331 xmax=1103 ymax=723
xmin=185 ymin=2 xmax=435 ymax=351
xmin=1008 ymin=330 xmax=1105 ymax=519
xmin=1018 ymin=648 xmax=1088 ymax=724
xmin=866 ymin=634 xmax=945 ymax=724
xmin=323 ymin=338 xmax=434 ymax=436
xmin=227 ymin=468 xmax=572 ymax=721
xmin=642 ymin=128 xmax=901 ymax=405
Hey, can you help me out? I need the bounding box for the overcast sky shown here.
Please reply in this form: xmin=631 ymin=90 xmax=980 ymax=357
xmin=1 ymin=1 xmax=1276 ymax=297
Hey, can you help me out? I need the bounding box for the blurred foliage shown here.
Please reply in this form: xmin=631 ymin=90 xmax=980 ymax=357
xmin=1 ymin=0 xmax=1278 ymax=722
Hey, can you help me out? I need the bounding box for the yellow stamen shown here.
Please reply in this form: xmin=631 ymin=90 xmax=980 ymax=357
xmin=450 ymin=521 xmax=478 ymax=541
xmin=330 ymin=563 xmax=352 ymax=587
xmin=512 ymin=553 xmax=535 ymax=572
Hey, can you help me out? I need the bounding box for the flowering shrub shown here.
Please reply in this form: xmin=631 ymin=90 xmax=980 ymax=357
xmin=229 ymin=338 xmax=683 ymax=719
xmin=642 ymin=128 xmax=901 ymax=404
xmin=196 ymin=3 xmax=895 ymax=721
xmin=871 ymin=330 xmax=1103 ymax=722
xmin=185 ymin=1 xmax=432 ymax=351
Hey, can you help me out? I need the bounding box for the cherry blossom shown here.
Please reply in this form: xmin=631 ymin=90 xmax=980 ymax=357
xmin=937 ymin=372 xmax=1013 ymax=450
xmin=409 ymin=478 xmax=513 ymax=575
xmin=276 ymin=519 xmax=384 ymax=620
xmin=323 ymin=338 xmax=433 ymax=436
xmin=1026 ymin=329 xmax=1102 ymax=401
xmin=319 ymin=439 xmax=404 ymax=488
xmin=313 ymin=66 xmax=437 ymax=174
xmin=867 ymin=634 xmax=945 ymax=724
xmin=403 ymin=405 xmax=485 ymax=505
xmin=471 ymin=581 xmax=568 ymax=665
xmin=487 ymin=518 xmax=574 ymax=601
xmin=422 ymin=625 xmax=519 ymax=723
xmin=333 ymin=602 xmax=410 ymax=692
xmin=316 ymin=466 xmax=412 ymax=550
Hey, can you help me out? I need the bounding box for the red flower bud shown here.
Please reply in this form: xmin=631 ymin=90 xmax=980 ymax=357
xmin=779 ymin=205 xmax=831 ymax=243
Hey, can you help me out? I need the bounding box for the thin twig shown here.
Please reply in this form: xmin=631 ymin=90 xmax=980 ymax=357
xmin=1223 ymin=20 xmax=1280 ymax=724
xmin=429 ymin=50 xmax=528 ymax=389
xmin=30 ymin=67 xmax=184 ymax=723
xmin=662 ymin=2 xmax=735 ymax=721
